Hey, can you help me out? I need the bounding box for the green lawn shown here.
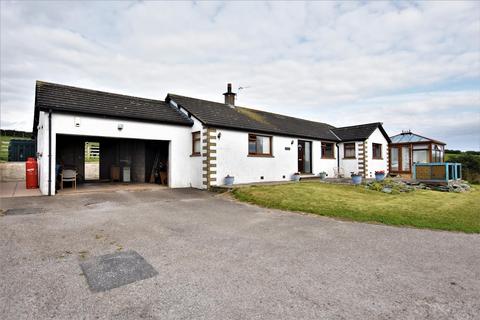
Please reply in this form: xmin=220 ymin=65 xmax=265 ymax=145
xmin=232 ymin=182 xmax=480 ymax=233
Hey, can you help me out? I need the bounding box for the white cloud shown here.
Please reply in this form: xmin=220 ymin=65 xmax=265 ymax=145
xmin=0 ymin=0 xmax=479 ymax=149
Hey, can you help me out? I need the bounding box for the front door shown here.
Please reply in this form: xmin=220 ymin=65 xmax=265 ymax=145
xmin=298 ymin=140 xmax=312 ymax=173
xmin=298 ymin=141 xmax=305 ymax=173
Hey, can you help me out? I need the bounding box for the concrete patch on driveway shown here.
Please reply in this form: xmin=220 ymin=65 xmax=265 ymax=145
xmin=80 ymin=250 xmax=158 ymax=292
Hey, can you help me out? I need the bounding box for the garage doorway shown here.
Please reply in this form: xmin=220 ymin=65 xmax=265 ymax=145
xmin=55 ymin=135 xmax=170 ymax=191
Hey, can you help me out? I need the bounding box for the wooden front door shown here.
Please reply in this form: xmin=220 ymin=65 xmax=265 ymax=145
xmin=298 ymin=141 xmax=305 ymax=173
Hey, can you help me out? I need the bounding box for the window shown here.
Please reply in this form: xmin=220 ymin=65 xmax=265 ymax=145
xmin=248 ymin=134 xmax=272 ymax=156
xmin=413 ymin=144 xmax=429 ymax=164
xmin=390 ymin=147 xmax=399 ymax=171
xmin=344 ymin=143 xmax=355 ymax=158
xmin=321 ymin=142 xmax=335 ymax=159
xmin=372 ymin=143 xmax=382 ymax=159
xmin=192 ymin=131 xmax=201 ymax=156
xmin=401 ymin=146 xmax=410 ymax=171
xmin=432 ymin=144 xmax=444 ymax=162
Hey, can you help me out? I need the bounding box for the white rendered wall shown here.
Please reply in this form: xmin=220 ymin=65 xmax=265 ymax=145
xmin=177 ymin=107 xmax=204 ymax=189
xmin=313 ymin=140 xmax=337 ymax=178
xmin=38 ymin=112 xmax=194 ymax=195
xmin=214 ymin=129 xmax=338 ymax=185
xmin=36 ymin=111 xmax=50 ymax=195
xmin=365 ymin=128 xmax=389 ymax=178
xmin=338 ymin=141 xmax=360 ymax=178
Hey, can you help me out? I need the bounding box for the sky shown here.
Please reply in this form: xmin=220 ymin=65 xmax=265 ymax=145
xmin=1 ymin=1 xmax=479 ymax=150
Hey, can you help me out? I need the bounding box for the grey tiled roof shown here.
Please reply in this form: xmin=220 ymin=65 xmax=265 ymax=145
xmin=331 ymin=122 xmax=391 ymax=143
xmin=167 ymin=94 xmax=340 ymax=141
xmin=34 ymin=81 xmax=193 ymax=127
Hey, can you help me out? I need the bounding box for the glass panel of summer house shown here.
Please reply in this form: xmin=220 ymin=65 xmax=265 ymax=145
xmin=402 ymin=146 xmax=410 ymax=171
xmin=391 ymin=147 xmax=399 ymax=170
xmin=413 ymin=150 xmax=428 ymax=163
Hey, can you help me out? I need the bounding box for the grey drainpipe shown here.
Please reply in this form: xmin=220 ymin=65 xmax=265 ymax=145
xmin=48 ymin=109 xmax=52 ymax=196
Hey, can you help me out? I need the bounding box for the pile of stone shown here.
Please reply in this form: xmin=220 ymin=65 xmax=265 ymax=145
xmin=432 ymin=180 xmax=471 ymax=193
xmin=365 ymin=179 xmax=471 ymax=194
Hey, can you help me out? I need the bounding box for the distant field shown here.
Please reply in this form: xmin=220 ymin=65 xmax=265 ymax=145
xmin=0 ymin=135 xmax=31 ymax=162
xmin=445 ymin=153 xmax=480 ymax=161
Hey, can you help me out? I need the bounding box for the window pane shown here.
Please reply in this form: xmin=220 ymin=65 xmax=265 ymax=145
xmin=259 ymin=136 xmax=270 ymax=154
xmin=345 ymin=143 xmax=355 ymax=158
xmin=373 ymin=144 xmax=382 ymax=158
xmin=413 ymin=150 xmax=428 ymax=163
xmin=391 ymin=148 xmax=399 ymax=170
xmin=249 ymin=140 xmax=256 ymax=154
xmin=250 ymin=135 xmax=271 ymax=155
xmin=304 ymin=142 xmax=311 ymax=173
xmin=322 ymin=142 xmax=334 ymax=158
xmin=194 ymin=140 xmax=201 ymax=153
xmin=402 ymin=146 xmax=410 ymax=171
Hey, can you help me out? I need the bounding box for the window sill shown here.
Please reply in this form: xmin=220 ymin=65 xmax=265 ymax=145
xmin=372 ymin=158 xmax=384 ymax=160
xmin=248 ymin=154 xmax=274 ymax=158
xmin=190 ymin=153 xmax=201 ymax=157
xmin=321 ymin=157 xmax=336 ymax=160
xmin=343 ymin=157 xmax=356 ymax=160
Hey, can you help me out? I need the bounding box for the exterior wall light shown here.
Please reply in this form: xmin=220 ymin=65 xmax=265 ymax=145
xmin=217 ymin=132 xmax=222 ymax=139
xmin=118 ymin=124 xmax=124 ymax=131
xmin=291 ymin=140 xmax=294 ymax=145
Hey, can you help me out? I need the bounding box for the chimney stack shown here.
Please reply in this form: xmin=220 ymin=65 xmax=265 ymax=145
xmin=223 ymin=83 xmax=236 ymax=106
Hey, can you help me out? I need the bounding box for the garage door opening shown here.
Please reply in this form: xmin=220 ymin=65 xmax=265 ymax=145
xmin=84 ymin=141 xmax=100 ymax=181
xmin=55 ymin=134 xmax=170 ymax=193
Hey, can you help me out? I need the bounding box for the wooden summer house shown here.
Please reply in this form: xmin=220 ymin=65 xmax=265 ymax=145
xmin=389 ymin=131 xmax=446 ymax=178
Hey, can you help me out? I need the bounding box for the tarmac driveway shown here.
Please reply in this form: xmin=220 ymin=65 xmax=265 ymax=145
xmin=1 ymin=188 xmax=479 ymax=319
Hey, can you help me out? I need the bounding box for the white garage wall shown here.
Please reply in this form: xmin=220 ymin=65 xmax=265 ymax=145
xmin=38 ymin=112 xmax=195 ymax=195
xmin=214 ymin=129 xmax=338 ymax=185
xmin=36 ymin=111 xmax=49 ymax=195
xmin=180 ymin=110 xmax=203 ymax=189
xmin=366 ymin=128 xmax=389 ymax=178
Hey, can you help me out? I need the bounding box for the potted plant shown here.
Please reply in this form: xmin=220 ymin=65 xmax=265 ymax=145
xmin=224 ymin=175 xmax=235 ymax=186
xmin=319 ymin=171 xmax=327 ymax=180
xmin=292 ymin=172 xmax=301 ymax=182
xmin=351 ymin=172 xmax=363 ymax=185
xmin=375 ymin=170 xmax=386 ymax=181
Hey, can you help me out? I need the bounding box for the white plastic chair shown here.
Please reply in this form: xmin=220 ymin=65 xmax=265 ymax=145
xmin=61 ymin=169 xmax=77 ymax=189
xmin=333 ymin=167 xmax=344 ymax=178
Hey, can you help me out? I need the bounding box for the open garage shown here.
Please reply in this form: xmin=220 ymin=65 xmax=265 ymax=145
xmin=33 ymin=81 xmax=203 ymax=195
xmin=55 ymin=134 xmax=169 ymax=191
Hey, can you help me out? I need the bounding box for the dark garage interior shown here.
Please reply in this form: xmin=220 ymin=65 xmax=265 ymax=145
xmin=55 ymin=134 xmax=169 ymax=189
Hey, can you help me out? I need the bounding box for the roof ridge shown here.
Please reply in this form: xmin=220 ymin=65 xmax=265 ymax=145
xmin=333 ymin=122 xmax=381 ymax=130
xmin=36 ymin=80 xmax=167 ymax=105
xmin=237 ymin=106 xmax=335 ymax=128
xmin=168 ymin=93 xmax=335 ymax=128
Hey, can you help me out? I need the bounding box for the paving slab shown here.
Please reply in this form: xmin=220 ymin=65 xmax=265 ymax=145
xmin=80 ymin=250 xmax=158 ymax=292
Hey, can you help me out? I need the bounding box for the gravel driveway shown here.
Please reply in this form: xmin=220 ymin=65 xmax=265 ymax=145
xmin=1 ymin=188 xmax=479 ymax=319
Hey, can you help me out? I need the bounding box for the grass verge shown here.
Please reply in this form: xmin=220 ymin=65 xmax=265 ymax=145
xmin=232 ymin=182 xmax=480 ymax=233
